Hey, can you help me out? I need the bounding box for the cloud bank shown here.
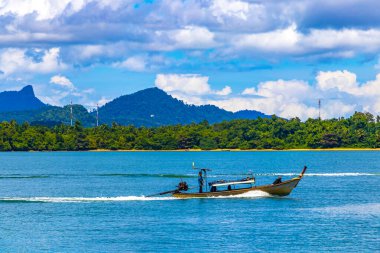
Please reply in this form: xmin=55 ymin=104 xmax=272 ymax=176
xmin=0 ymin=0 xmax=380 ymax=67
xmin=155 ymin=70 xmax=380 ymax=120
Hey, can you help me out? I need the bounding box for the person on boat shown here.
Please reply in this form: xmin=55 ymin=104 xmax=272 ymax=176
xmin=273 ymin=176 xmax=282 ymax=184
xmin=198 ymin=171 xmax=204 ymax=193
xmin=178 ymin=181 xmax=188 ymax=191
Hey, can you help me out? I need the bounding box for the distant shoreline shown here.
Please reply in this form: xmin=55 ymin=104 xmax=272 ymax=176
xmin=89 ymin=148 xmax=380 ymax=152
xmin=3 ymin=148 xmax=380 ymax=152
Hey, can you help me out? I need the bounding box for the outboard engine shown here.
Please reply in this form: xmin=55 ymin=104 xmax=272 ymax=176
xmin=177 ymin=181 xmax=189 ymax=191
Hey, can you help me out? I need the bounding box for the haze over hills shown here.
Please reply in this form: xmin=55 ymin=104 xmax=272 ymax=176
xmin=0 ymin=86 xmax=271 ymax=127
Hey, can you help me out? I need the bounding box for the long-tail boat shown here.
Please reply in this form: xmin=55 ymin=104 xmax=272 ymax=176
xmin=148 ymin=165 xmax=307 ymax=199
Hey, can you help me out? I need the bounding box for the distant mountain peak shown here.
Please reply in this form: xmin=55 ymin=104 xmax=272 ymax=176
xmin=0 ymin=85 xmax=45 ymax=112
xmin=19 ymin=85 xmax=35 ymax=96
xmin=132 ymin=87 xmax=168 ymax=96
xmin=97 ymin=87 xmax=270 ymax=126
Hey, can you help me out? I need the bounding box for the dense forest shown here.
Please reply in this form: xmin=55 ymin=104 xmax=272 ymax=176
xmin=0 ymin=112 xmax=380 ymax=151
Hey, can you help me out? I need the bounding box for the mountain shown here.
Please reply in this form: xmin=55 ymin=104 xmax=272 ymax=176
xmin=0 ymin=85 xmax=46 ymax=112
xmin=233 ymin=110 xmax=270 ymax=120
xmin=0 ymin=85 xmax=95 ymax=126
xmin=96 ymin=88 xmax=232 ymax=126
xmin=32 ymin=105 xmax=96 ymax=126
xmin=96 ymin=88 xmax=270 ymax=126
xmin=0 ymin=86 xmax=271 ymax=127
xmin=0 ymin=104 xmax=96 ymax=127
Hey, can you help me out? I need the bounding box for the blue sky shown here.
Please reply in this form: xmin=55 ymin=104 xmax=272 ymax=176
xmin=1 ymin=0 xmax=380 ymax=119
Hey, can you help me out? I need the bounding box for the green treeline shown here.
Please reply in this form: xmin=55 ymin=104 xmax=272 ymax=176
xmin=1 ymin=112 xmax=380 ymax=151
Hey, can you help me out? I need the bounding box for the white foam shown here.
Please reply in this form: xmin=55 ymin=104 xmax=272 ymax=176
xmin=206 ymin=190 xmax=272 ymax=199
xmin=233 ymin=190 xmax=272 ymax=198
xmin=0 ymin=191 xmax=273 ymax=202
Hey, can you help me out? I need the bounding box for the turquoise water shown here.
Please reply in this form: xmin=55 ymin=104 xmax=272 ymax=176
xmin=0 ymin=151 xmax=379 ymax=252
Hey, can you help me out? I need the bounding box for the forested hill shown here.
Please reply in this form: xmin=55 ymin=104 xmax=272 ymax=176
xmin=0 ymin=112 xmax=379 ymax=151
xmin=0 ymin=86 xmax=94 ymax=126
xmin=96 ymin=87 xmax=269 ymax=126
xmin=0 ymin=105 xmax=97 ymax=127
xmin=0 ymin=86 xmax=270 ymax=127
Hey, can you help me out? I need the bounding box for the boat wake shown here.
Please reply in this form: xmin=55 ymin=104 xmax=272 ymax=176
xmin=0 ymin=196 xmax=176 ymax=203
xmin=0 ymin=191 xmax=273 ymax=203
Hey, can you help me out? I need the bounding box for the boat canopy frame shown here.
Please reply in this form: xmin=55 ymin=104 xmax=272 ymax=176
xmin=209 ymin=179 xmax=255 ymax=187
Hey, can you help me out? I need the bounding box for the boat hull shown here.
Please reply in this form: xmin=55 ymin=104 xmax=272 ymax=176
xmin=172 ymin=176 xmax=302 ymax=199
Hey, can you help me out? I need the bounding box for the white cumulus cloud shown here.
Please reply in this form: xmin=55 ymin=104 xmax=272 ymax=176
xmin=50 ymin=75 xmax=74 ymax=90
xmin=155 ymin=26 xmax=216 ymax=50
xmin=215 ymin=86 xmax=232 ymax=96
xmin=234 ymin=25 xmax=380 ymax=57
xmin=0 ymin=48 xmax=66 ymax=76
xmin=113 ymin=56 xmax=147 ymax=72
xmin=0 ymin=0 xmax=131 ymax=20
xmin=236 ymin=23 xmax=301 ymax=53
xmin=211 ymin=0 xmax=251 ymax=22
xmin=155 ymin=74 xmax=212 ymax=95
xmin=155 ymin=70 xmax=380 ymax=120
xmin=316 ymin=70 xmax=358 ymax=93
xmin=155 ymin=73 xmax=232 ymax=104
xmin=0 ymin=0 xmax=84 ymax=20
xmin=41 ymin=74 xmax=101 ymax=107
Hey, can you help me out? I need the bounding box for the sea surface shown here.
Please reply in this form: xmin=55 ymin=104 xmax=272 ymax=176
xmin=0 ymin=151 xmax=379 ymax=252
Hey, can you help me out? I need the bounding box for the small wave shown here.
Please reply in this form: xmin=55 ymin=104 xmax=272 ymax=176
xmin=302 ymin=173 xmax=377 ymax=177
xmin=0 ymin=175 xmax=50 ymax=179
xmin=0 ymin=172 xmax=376 ymax=180
xmin=309 ymin=203 xmax=380 ymax=217
xmin=249 ymin=172 xmax=378 ymax=177
xmin=0 ymin=196 xmax=176 ymax=203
